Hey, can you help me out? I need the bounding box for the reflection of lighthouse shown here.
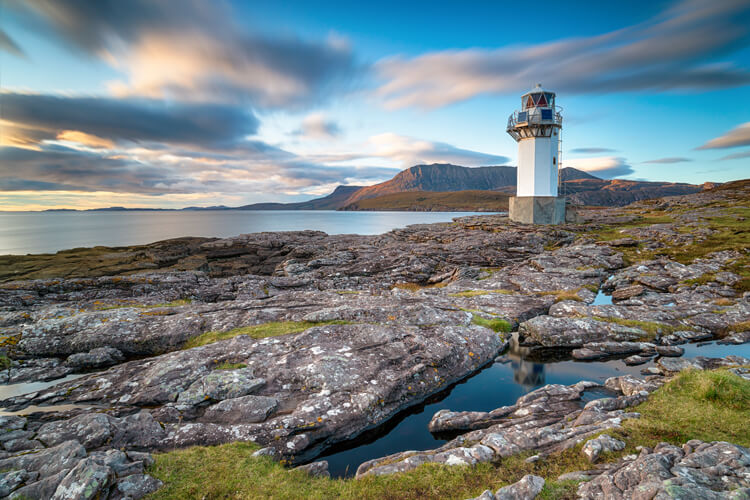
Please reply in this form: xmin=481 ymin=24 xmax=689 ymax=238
xmin=506 ymin=84 xmax=566 ymax=224
xmin=507 ymin=334 xmax=545 ymax=390
xmin=511 ymin=358 xmax=545 ymax=390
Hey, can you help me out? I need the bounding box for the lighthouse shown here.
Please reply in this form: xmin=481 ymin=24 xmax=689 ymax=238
xmin=506 ymin=84 xmax=566 ymax=224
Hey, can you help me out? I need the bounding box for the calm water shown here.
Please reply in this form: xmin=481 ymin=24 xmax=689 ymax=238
xmin=320 ymin=337 xmax=750 ymax=477
xmin=0 ymin=210 xmax=489 ymax=255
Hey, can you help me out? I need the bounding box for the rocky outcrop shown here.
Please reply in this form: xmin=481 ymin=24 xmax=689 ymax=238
xmin=577 ymin=440 xmax=750 ymax=499
xmin=356 ymin=379 xmax=657 ymax=477
xmin=0 ymin=415 xmax=160 ymax=499
xmin=468 ymin=474 xmax=545 ymax=500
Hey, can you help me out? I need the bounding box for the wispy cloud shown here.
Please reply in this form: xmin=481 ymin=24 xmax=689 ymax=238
xmin=306 ymin=133 xmax=509 ymax=168
xmin=2 ymin=92 xmax=259 ymax=148
xmin=9 ymin=0 xmax=361 ymax=109
xmin=294 ymin=113 xmax=342 ymax=140
xmin=697 ymin=122 xmax=750 ymax=149
xmin=0 ymin=28 xmax=24 ymax=56
xmin=563 ymin=156 xmax=634 ymax=178
xmin=569 ymin=147 xmax=617 ymax=154
xmin=375 ymin=0 xmax=750 ymax=109
xmin=643 ymin=157 xmax=692 ymax=164
xmin=719 ymin=150 xmax=750 ymax=161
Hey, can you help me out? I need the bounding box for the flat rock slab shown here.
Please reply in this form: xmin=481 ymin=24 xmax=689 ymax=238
xmin=3 ymin=322 xmax=506 ymax=461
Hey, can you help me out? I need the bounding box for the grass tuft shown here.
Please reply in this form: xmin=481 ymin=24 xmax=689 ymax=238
xmin=184 ymin=321 xmax=350 ymax=349
xmin=471 ymin=314 xmax=512 ymax=333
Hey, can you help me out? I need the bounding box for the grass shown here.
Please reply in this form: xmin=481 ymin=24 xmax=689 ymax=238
xmin=95 ymin=298 xmax=193 ymax=310
xmin=214 ymin=362 xmax=247 ymax=370
xmin=183 ymin=321 xmax=350 ymax=349
xmin=148 ymin=442 xmax=580 ymax=500
xmin=623 ymin=369 xmax=750 ymax=447
xmin=538 ymin=285 xmax=597 ymax=303
xmin=589 ymin=316 xmax=680 ymax=339
xmin=449 ymin=289 xmax=514 ymax=297
xmin=471 ymin=314 xmax=512 ymax=333
xmin=392 ymin=282 xmax=449 ymax=292
xmin=147 ymin=369 xmax=750 ymax=500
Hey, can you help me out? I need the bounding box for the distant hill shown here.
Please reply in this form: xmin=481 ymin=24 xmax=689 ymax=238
xmin=340 ymin=164 xmax=517 ymax=205
xmin=340 ymin=190 xmax=510 ymax=212
xmin=239 ymin=185 xmax=363 ymax=210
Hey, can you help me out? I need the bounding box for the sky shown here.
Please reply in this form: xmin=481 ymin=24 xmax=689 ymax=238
xmin=1 ymin=0 xmax=749 ymax=210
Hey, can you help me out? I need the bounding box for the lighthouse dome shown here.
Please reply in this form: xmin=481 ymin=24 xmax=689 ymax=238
xmin=521 ymin=83 xmax=556 ymax=110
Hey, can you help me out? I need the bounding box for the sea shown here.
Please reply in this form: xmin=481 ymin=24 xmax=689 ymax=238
xmin=0 ymin=210 xmax=491 ymax=255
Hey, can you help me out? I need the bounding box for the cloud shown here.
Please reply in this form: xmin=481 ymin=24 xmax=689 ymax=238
xmin=375 ymin=0 xmax=750 ymax=108
xmin=0 ymin=29 xmax=24 ymax=56
xmin=2 ymin=92 xmax=259 ymax=148
xmin=697 ymin=122 xmax=750 ymax=149
xmin=10 ymin=0 xmax=360 ymax=109
xmin=294 ymin=113 xmax=342 ymax=140
xmin=719 ymin=150 xmax=750 ymax=161
xmin=563 ymin=156 xmax=634 ymax=178
xmin=367 ymin=133 xmax=509 ymax=167
xmin=569 ymin=147 xmax=617 ymax=154
xmin=643 ymin=157 xmax=692 ymax=164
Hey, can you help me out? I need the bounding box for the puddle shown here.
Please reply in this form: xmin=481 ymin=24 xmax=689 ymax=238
xmin=0 ymin=373 xmax=88 ymax=401
xmin=592 ymin=289 xmax=613 ymax=306
xmin=0 ymin=403 xmax=103 ymax=416
xmin=318 ymin=335 xmax=750 ymax=477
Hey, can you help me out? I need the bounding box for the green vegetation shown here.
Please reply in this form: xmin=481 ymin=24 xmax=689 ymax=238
xmin=148 ymin=442 xmax=581 ymax=500
xmin=183 ymin=321 xmax=350 ymax=349
xmin=0 ymin=355 xmax=11 ymax=370
xmin=214 ymin=361 xmax=247 ymax=370
xmin=471 ymin=314 xmax=512 ymax=333
xmin=623 ymin=369 xmax=750 ymax=447
xmin=342 ymin=190 xmax=510 ymax=212
xmin=449 ymin=289 xmax=514 ymax=297
xmin=95 ymin=298 xmax=193 ymax=311
xmin=147 ymin=369 xmax=750 ymax=500
xmin=588 ymin=316 xmax=679 ymax=340
xmin=392 ymin=282 xmax=449 ymax=292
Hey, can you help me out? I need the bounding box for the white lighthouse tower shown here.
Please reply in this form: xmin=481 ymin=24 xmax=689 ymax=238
xmin=506 ymin=84 xmax=566 ymax=224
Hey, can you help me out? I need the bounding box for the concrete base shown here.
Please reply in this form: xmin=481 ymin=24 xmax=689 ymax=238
xmin=509 ymin=196 xmax=566 ymax=225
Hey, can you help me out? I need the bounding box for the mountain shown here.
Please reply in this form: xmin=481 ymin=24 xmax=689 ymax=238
xmin=340 ymin=190 xmax=510 ymax=212
xmin=340 ymin=164 xmax=517 ymax=205
xmin=238 ymin=185 xmax=363 ymax=210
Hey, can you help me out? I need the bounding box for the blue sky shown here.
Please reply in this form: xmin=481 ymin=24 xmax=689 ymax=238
xmin=1 ymin=0 xmax=749 ymax=209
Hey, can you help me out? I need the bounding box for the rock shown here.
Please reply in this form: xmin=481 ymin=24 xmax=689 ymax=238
xmin=557 ymin=471 xmax=595 ymax=481
xmin=112 ymin=474 xmax=163 ymax=499
xmin=0 ymin=440 xmax=86 ymax=479
xmin=468 ymin=490 xmax=496 ymax=500
xmin=201 ymin=395 xmax=279 ymax=424
xmin=623 ymin=354 xmax=652 ymax=365
xmin=11 ymin=468 xmax=69 ymax=500
xmin=51 ymin=457 xmax=113 ymax=500
xmin=578 ymin=441 xmax=750 ymax=499
xmin=64 ymin=347 xmax=125 ymax=369
xmin=294 ymin=460 xmax=330 ymax=478
xmin=719 ymin=330 xmax=750 ymax=345
xmin=655 ymin=345 xmax=684 ymax=357
xmin=611 ymin=284 xmax=644 ymax=301
xmin=176 ymin=370 xmax=265 ymax=406
xmin=0 ymin=470 xmax=29 ymax=497
xmin=581 ymin=434 xmax=626 ymax=462
xmin=495 ymin=474 xmax=545 ymax=500
xmin=518 ymin=316 xmax=647 ymax=347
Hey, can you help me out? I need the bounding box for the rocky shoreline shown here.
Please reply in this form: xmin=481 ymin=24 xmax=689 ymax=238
xmin=0 ymin=181 xmax=748 ymax=499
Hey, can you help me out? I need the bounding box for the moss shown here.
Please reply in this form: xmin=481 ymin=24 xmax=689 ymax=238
xmin=392 ymin=282 xmax=449 ymax=292
xmin=96 ymin=298 xmax=193 ymax=311
xmin=588 ymin=316 xmax=678 ymax=339
xmin=214 ymin=362 xmax=247 ymax=370
xmin=471 ymin=314 xmax=512 ymax=333
xmin=0 ymin=355 xmax=11 ymax=370
xmin=183 ymin=321 xmax=350 ymax=349
xmin=538 ymin=288 xmax=585 ymax=303
xmin=449 ymin=289 xmax=514 ymax=297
